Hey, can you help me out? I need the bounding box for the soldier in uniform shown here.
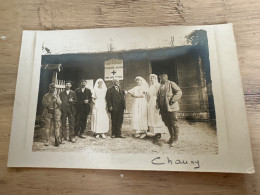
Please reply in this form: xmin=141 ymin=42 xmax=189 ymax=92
xmin=75 ymin=79 xmax=92 ymax=138
xmin=42 ymin=83 xmax=62 ymax=146
xmin=156 ymin=72 xmax=182 ymax=146
xmin=59 ymin=81 xmax=77 ymax=143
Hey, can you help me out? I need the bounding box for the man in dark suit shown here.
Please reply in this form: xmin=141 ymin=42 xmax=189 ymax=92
xmin=106 ymin=78 xmax=126 ymax=138
xmin=156 ymin=72 xmax=182 ymax=146
xmin=59 ymin=81 xmax=77 ymax=143
xmin=75 ymin=79 xmax=92 ymax=138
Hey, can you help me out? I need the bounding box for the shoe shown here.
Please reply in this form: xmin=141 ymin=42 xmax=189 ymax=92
xmin=101 ymin=134 xmax=106 ymax=139
xmin=111 ymin=135 xmax=116 ymax=138
xmin=139 ymin=133 xmax=147 ymax=139
xmin=70 ymin=137 xmax=77 ymax=143
xmin=54 ymin=137 xmax=61 ymax=147
xmin=79 ymin=134 xmax=86 ymax=139
xmin=167 ymin=138 xmax=174 ymax=145
xmin=116 ymin=135 xmax=126 ymax=138
xmin=96 ymin=135 xmax=100 ymax=138
xmin=64 ymin=137 xmax=69 ymax=141
xmin=44 ymin=142 xmax=49 ymax=146
xmin=60 ymin=138 xmax=65 ymax=144
xmin=134 ymin=133 xmax=141 ymax=138
xmin=154 ymin=133 xmax=161 ymax=140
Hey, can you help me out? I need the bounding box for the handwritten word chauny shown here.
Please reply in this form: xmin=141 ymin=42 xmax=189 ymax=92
xmin=151 ymin=157 xmax=200 ymax=169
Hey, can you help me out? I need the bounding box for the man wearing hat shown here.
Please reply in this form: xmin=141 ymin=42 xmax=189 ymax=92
xmin=59 ymin=81 xmax=77 ymax=143
xmin=156 ymin=71 xmax=182 ymax=146
xmin=75 ymin=79 xmax=92 ymax=138
xmin=42 ymin=83 xmax=62 ymax=146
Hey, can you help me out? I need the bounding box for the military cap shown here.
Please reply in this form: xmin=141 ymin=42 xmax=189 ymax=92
xmin=65 ymin=80 xmax=73 ymax=84
xmin=49 ymin=83 xmax=55 ymax=88
xmin=158 ymin=70 xmax=168 ymax=75
xmin=80 ymin=79 xmax=87 ymax=83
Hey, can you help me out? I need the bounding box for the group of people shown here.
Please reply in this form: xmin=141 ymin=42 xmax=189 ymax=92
xmin=41 ymin=72 xmax=182 ymax=147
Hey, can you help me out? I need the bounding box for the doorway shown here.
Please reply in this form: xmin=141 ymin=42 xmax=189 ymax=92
xmin=151 ymin=58 xmax=178 ymax=84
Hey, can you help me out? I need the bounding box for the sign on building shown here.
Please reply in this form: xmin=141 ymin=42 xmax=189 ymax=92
xmin=104 ymin=58 xmax=123 ymax=81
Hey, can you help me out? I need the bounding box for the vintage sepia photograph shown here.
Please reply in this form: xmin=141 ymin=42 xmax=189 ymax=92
xmin=32 ymin=29 xmax=218 ymax=155
xmin=7 ymin=24 xmax=254 ymax=173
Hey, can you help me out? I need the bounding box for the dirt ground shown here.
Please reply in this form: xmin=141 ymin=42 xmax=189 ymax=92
xmin=32 ymin=119 xmax=218 ymax=155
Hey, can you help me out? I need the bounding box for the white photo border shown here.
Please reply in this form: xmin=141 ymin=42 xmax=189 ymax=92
xmin=7 ymin=24 xmax=254 ymax=173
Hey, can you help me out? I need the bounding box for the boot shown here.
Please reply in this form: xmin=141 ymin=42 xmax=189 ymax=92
xmin=54 ymin=128 xmax=61 ymax=147
xmin=45 ymin=128 xmax=50 ymax=146
xmin=61 ymin=127 xmax=69 ymax=141
xmin=154 ymin=133 xmax=161 ymax=140
xmin=167 ymin=127 xmax=174 ymax=144
xmin=173 ymin=126 xmax=179 ymax=142
xmin=55 ymin=135 xmax=62 ymax=147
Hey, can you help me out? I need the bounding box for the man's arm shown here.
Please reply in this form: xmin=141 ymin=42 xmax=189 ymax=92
xmin=42 ymin=94 xmax=52 ymax=108
xmin=87 ymin=89 xmax=92 ymax=103
xmin=59 ymin=92 xmax=63 ymax=102
xmin=74 ymin=88 xmax=79 ymax=100
xmin=71 ymin=91 xmax=77 ymax=104
xmin=106 ymin=89 xmax=112 ymax=110
xmin=56 ymin=94 xmax=62 ymax=106
xmin=156 ymin=88 xmax=160 ymax=109
xmin=122 ymin=88 xmax=125 ymax=96
xmin=170 ymin=82 xmax=182 ymax=102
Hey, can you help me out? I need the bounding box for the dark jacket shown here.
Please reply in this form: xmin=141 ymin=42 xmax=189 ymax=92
xmin=75 ymin=87 xmax=92 ymax=115
xmin=59 ymin=90 xmax=77 ymax=115
xmin=157 ymin=80 xmax=182 ymax=112
xmin=106 ymin=85 xmax=125 ymax=112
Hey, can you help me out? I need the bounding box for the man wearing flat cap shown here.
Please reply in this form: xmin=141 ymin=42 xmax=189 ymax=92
xmin=59 ymin=81 xmax=77 ymax=143
xmin=42 ymin=83 xmax=62 ymax=146
xmin=75 ymin=79 xmax=92 ymax=138
xmin=156 ymin=71 xmax=182 ymax=146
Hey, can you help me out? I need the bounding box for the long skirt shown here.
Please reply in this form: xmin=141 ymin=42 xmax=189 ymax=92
xmin=148 ymin=97 xmax=164 ymax=134
xmin=91 ymin=100 xmax=109 ymax=134
xmin=132 ymin=97 xmax=148 ymax=133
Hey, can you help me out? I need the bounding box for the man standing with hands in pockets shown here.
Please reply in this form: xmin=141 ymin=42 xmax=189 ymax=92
xmin=156 ymin=72 xmax=182 ymax=146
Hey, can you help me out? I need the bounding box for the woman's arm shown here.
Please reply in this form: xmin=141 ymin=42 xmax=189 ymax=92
xmin=128 ymin=86 xmax=145 ymax=98
xmin=92 ymin=91 xmax=97 ymax=104
xmin=92 ymin=97 xmax=96 ymax=104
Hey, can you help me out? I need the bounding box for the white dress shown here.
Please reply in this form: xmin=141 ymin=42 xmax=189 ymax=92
xmin=147 ymin=83 xmax=164 ymax=133
xmin=128 ymin=86 xmax=148 ymax=133
xmin=91 ymin=88 xmax=109 ymax=133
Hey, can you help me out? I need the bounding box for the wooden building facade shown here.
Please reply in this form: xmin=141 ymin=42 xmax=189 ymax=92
xmin=38 ymin=45 xmax=215 ymax=121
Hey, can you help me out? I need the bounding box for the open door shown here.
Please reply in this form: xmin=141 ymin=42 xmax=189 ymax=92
xmin=151 ymin=58 xmax=178 ymax=84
